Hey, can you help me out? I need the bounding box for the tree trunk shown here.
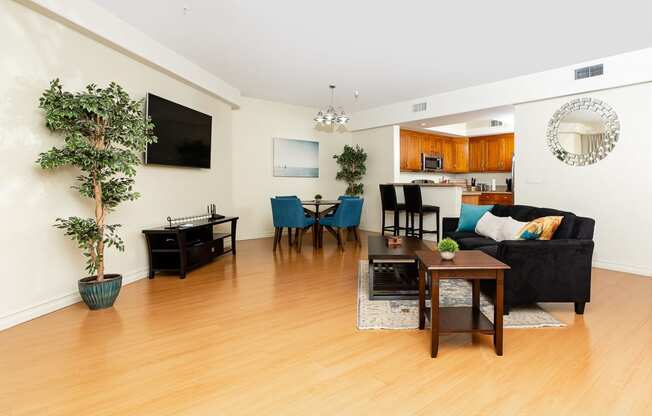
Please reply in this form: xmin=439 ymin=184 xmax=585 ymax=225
xmin=93 ymin=118 xmax=106 ymax=282
xmin=93 ymin=176 xmax=105 ymax=281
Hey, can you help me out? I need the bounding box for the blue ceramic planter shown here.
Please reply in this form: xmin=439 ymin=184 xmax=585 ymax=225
xmin=78 ymin=274 xmax=122 ymax=310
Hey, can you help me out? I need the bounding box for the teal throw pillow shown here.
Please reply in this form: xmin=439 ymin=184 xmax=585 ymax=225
xmin=457 ymin=204 xmax=494 ymax=232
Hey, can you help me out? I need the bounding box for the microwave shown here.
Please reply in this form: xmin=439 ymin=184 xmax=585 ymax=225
xmin=422 ymin=154 xmax=443 ymax=171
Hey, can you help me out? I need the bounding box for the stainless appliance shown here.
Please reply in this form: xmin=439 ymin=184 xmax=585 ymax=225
xmin=421 ymin=154 xmax=443 ymax=171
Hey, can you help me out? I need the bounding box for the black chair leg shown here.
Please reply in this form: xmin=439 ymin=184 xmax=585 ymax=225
xmin=393 ymin=211 xmax=399 ymax=236
xmin=297 ymin=228 xmax=304 ymax=253
xmin=419 ymin=213 xmax=424 ymax=240
xmin=574 ymin=302 xmax=586 ymax=314
xmin=273 ymin=228 xmax=280 ymax=251
xmin=381 ymin=210 xmax=386 ymax=236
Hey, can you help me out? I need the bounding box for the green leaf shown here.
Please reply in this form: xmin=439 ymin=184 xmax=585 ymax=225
xmin=37 ymin=79 xmax=155 ymax=275
xmin=333 ymin=145 xmax=367 ymax=196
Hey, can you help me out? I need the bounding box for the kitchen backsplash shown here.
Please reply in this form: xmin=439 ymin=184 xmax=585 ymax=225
xmin=398 ymin=172 xmax=511 ymax=187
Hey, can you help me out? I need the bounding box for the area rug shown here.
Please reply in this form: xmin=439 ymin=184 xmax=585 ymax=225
xmin=357 ymin=261 xmax=565 ymax=330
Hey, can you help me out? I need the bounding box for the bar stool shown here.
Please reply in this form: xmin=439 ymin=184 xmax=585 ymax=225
xmin=379 ymin=184 xmax=406 ymax=236
xmin=403 ymin=184 xmax=440 ymax=241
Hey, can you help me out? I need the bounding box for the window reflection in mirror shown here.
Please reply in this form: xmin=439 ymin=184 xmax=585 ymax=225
xmin=557 ymin=110 xmax=606 ymax=155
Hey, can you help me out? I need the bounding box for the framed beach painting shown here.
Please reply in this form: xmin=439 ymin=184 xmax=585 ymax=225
xmin=273 ymin=138 xmax=319 ymax=178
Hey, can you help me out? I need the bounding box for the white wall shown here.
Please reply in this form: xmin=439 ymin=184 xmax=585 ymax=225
xmin=515 ymin=83 xmax=652 ymax=276
xmin=351 ymin=48 xmax=652 ymax=131
xmin=351 ymin=126 xmax=398 ymax=232
xmin=231 ymin=97 xmax=351 ymax=240
xmin=19 ymin=0 xmax=242 ymax=107
xmin=0 ymin=0 xmax=234 ymax=329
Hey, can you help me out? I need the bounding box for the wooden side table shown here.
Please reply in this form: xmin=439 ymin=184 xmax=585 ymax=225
xmin=415 ymin=250 xmax=510 ymax=358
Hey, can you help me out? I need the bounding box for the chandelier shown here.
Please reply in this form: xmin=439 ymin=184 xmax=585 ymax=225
xmin=314 ymin=85 xmax=350 ymax=126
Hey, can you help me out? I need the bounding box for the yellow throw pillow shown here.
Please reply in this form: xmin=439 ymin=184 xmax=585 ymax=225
xmin=516 ymin=216 xmax=563 ymax=240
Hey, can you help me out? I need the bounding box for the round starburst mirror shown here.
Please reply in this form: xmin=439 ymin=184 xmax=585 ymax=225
xmin=546 ymin=98 xmax=620 ymax=166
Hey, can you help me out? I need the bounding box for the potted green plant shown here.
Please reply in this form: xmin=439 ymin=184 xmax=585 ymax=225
xmin=314 ymin=194 xmax=323 ymax=201
xmin=437 ymin=238 xmax=459 ymax=260
xmin=36 ymin=79 xmax=156 ymax=310
xmin=333 ymin=144 xmax=367 ymax=196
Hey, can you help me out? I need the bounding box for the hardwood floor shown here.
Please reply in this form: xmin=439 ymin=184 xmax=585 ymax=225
xmin=1 ymin=232 xmax=651 ymax=415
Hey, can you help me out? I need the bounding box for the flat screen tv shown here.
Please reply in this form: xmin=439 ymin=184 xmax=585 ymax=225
xmin=145 ymin=93 xmax=212 ymax=168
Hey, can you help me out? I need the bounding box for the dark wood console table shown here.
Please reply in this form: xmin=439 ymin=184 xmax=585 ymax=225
xmin=142 ymin=216 xmax=238 ymax=279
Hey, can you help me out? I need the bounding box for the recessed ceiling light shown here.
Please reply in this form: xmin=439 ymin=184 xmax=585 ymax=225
xmin=420 ymin=123 xmax=427 ymax=126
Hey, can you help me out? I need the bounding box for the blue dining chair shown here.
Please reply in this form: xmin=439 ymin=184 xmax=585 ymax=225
xmin=270 ymin=197 xmax=315 ymax=252
xmin=324 ymin=195 xmax=360 ymax=218
xmin=319 ymin=198 xmax=363 ymax=251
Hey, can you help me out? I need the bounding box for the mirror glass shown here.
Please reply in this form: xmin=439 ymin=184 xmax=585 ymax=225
xmin=546 ymin=98 xmax=619 ymax=166
xmin=556 ymin=110 xmax=606 ymax=155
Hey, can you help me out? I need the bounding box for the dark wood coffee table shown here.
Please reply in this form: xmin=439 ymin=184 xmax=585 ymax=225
xmin=415 ymin=250 xmax=510 ymax=358
xmin=367 ymin=236 xmax=430 ymax=300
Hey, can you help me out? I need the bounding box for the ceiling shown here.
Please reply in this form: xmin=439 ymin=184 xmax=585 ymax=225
xmin=93 ymin=0 xmax=652 ymax=110
xmin=402 ymin=106 xmax=514 ymax=137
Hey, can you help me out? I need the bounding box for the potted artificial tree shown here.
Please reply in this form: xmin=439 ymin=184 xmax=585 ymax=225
xmin=333 ymin=144 xmax=367 ymax=195
xmin=36 ymin=79 xmax=156 ymax=310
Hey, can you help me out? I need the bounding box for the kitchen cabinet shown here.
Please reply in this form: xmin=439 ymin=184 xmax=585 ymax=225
xmin=468 ymin=133 xmax=514 ymax=172
xmin=479 ymin=193 xmax=513 ymax=205
xmin=468 ymin=138 xmax=486 ymax=172
xmin=452 ymin=138 xmax=469 ymax=173
xmin=400 ymin=130 xmax=422 ymax=171
xmin=400 ymin=129 xmax=462 ymax=172
xmin=399 ymin=129 xmax=512 ymax=174
xmin=440 ymin=139 xmax=454 ymax=172
xmin=462 ymin=194 xmax=481 ymax=205
xmin=463 ymin=192 xmax=513 ymax=206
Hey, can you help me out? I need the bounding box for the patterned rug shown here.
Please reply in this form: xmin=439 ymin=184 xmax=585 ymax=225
xmin=357 ymin=261 xmax=565 ymax=329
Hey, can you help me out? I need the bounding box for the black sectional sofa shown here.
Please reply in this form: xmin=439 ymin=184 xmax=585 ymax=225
xmin=443 ymin=205 xmax=595 ymax=315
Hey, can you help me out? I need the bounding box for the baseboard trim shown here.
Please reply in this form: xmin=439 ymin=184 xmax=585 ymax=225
xmin=0 ymin=266 xmax=149 ymax=332
xmin=592 ymin=260 xmax=652 ymax=277
xmin=237 ymin=231 xmax=275 ymax=241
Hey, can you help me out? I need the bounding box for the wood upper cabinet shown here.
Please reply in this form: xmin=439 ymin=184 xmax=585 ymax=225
xmin=440 ymin=138 xmax=454 ymax=172
xmin=468 ymin=138 xmax=486 ymax=172
xmin=400 ymin=130 xmax=422 ymax=171
xmin=399 ymin=129 xmax=478 ymax=173
xmin=452 ymin=138 xmax=469 ymax=173
xmin=468 ymin=133 xmax=514 ymax=172
xmin=484 ymin=136 xmax=504 ymax=171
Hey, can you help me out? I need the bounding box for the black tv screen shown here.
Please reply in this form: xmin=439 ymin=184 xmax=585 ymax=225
xmin=145 ymin=93 xmax=212 ymax=168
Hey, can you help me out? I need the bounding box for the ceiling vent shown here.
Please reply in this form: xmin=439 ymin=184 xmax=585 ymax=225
xmin=490 ymin=120 xmax=503 ymax=127
xmin=412 ymin=102 xmax=427 ymax=112
xmin=575 ymin=64 xmax=604 ymax=80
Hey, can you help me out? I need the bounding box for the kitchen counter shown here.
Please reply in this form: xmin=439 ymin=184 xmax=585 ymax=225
xmin=387 ymin=184 xmax=463 ymax=242
xmin=462 ymin=191 xmax=513 ymax=196
xmin=388 ymin=183 xmax=465 ymax=188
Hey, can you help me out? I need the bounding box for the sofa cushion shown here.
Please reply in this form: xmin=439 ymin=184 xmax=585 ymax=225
xmin=491 ymin=205 xmax=576 ymax=240
xmin=457 ymin=237 xmax=497 ymax=250
xmin=447 ymin=230 xmax=481 ymax=241
xmin=477 ymin=244 xmax=499 ymax=259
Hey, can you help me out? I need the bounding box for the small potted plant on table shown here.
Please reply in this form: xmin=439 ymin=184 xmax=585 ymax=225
xmin=438 ymin=238 xmax=459 ymax=260
xmin=314 ymin=194 xmax=323 ymax=201
xmin=36 ymin=79 xmax=156 ymax=310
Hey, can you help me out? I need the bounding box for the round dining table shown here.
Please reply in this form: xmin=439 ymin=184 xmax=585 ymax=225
xmin=301 ymin=199 xmax=340 ymax=248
